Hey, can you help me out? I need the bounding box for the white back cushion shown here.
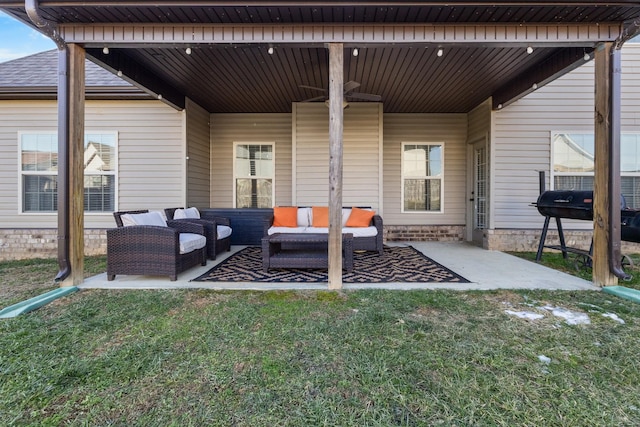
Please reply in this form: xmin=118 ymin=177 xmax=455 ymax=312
xmin=174 ymin=207 xmax=200 ymax=219
xmin=121 ymin=211 xmax=167 ymax=227
xmin=297 ymin=207 xmax=311 ymax=227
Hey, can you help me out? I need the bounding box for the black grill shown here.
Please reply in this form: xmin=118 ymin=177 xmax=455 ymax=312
xmin=535 ymin=190 xmax=594 ymax=221
xmin=535 ymin=190 xmax=640 ymax=265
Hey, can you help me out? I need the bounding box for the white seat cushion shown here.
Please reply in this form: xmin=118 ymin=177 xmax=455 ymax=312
xmin=304 ymin=227 xmax=329 ymax=233
xmin=268 ymin=225 xmax=377 ymax=238
xmin=179 ymin=233 xmax=206 ymax=254
xmin=343 ymin=226 xmax=378 ymax=238
xmin=217 ymin=225 xmax=232 ymax=239
xmin=268 ymin=226 xmax=308 ymax=235
xmin=121 ymin=211 xmax=167 ymax=227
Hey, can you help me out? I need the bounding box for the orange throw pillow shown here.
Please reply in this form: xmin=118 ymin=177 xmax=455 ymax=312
xmin=345 ymin=207 xmax=375 ymax=227
xmin=273 ymin=206 xmax=298 ymax=227
xmin=312 ymin=206 xmax=329 ymax=227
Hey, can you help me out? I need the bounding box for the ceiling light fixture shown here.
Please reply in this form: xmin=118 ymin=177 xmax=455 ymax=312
xmin=185 ymin=47 xmax=192 ymax=55
xmin=584 ymin=52 xmax=591 ymax=61
xmin=526 ymin=46 xmax=534 ymax=54
xmin=102 ymin=46 xmax=109 ymax=54
xmin=532 ymin=83 xmax=538 ymax=90
xmin=497 ymin=104 xmax=503 ymax=109
xmin=437 ymin=48 xmax=443 ymax=57
xmin=268 ymin=46 xmax=274 ymax=55
xmin=352 ymin=48 xmax=359 ymax=57
xmin=117 ymin=70 xmax=122 ymax=77
xmin=157 ymin=94 xmax=162 ymax=100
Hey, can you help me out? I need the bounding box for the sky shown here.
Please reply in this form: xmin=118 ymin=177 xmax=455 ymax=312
xmin=0 ymin=11 xmax=56 ymax=63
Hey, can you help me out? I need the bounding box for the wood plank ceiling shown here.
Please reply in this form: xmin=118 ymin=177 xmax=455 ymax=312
xmin=1 ymin=1 xmax=639 ymax=113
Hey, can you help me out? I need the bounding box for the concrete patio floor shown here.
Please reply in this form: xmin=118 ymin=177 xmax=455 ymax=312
xmin=79 ymin=242 xmax=599 ymax=291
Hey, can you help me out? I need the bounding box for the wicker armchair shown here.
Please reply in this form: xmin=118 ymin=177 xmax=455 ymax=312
xmin=107 ymin=210 xmax=207 ymax=281
xmin=164 ymin=207 xmax=232 ymax=260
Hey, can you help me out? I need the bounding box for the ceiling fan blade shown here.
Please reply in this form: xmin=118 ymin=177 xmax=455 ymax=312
xmin=299 ymin=84 xmax=326 ymax=92
xmin=347 ymin=92 xmax=382 ymax=101
xmin=343 ymin=80 xmax=361 ymax=93
xmin=302 ymin=95 xmax=327 ymax=102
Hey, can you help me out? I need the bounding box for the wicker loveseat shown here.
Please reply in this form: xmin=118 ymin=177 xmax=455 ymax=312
xmin=164 ymin=207 xmax=232 ymax=260
xmin=263 ymin=206 xmax=383 ymax=255
xmin=107 ymin=210 xmax=207 ymax=281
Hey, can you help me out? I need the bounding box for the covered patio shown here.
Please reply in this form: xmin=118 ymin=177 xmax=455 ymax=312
xmin=1 ymin=1 xmax=639 ymax=289
xmin=79 ymin=242 xmax=597 ymax=291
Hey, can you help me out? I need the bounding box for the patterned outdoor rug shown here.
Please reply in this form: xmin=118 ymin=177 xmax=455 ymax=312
xmin=192 ymin=246 xmax=470 ymax=283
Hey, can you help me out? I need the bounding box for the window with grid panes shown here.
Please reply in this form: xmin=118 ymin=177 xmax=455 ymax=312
xmin=20 ymin=132 xmax=116 ymax=212
xmin=401 ymin=143 xmax=444 ymax=212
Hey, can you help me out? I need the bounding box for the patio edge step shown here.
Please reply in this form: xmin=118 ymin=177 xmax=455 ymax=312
xmin=602 ymin=285 xmax=640 ymax=304
xmin=0 ymin=287 xmax=78 ymax=318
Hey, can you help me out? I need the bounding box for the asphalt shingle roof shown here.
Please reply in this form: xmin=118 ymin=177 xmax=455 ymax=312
xmin=0 ymin=49 xmax=132 ymax=88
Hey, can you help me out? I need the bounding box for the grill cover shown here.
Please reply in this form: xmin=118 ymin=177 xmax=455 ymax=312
xmin=535 ymin=190 xmax=594 ymax=220
xmin=622 ymin=209 xmax=640 ymax=243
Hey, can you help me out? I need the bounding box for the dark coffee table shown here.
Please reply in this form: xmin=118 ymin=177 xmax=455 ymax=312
xmin=261 ymin=233 xmax=354 ymax=273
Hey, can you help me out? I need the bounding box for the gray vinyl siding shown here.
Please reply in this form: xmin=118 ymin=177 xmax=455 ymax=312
xmin=293 ymin=103 xmax=382 ymax=211
xmin=0 ymin=99 xmax=184 ymax=229
xmin=492 ymin=42 xmax=640 ymax=230
xmin=383 ymin=113 xmax=467 ymax=225
xmin=185 ymin=98 xmax=211 ymax=209
xmin=209 ymin=113 xmax=292 ymax=207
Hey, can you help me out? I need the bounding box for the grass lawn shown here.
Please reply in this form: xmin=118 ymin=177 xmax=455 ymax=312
xmin=2 ymin=255 xmax=640 ymax=426
xmin=511 ymin=251 xmax=640 ymax=291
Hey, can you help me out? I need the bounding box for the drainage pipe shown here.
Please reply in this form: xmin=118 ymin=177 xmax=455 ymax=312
xmin=608 ymin=22 xmax=636 ymax=281
xmin=25 ymin=0 xmax=71 ymax=282
xmin=54 ymin=49 xmax=71 ymax=282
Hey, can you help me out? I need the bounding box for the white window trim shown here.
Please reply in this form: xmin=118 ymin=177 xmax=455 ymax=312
xmin=232 ymin=141 xmax=275 ymax=209
xmin=18 ymin=130 xmax=118 ymax=215
xmin=400 ymin=141 xmax=445 ymax=214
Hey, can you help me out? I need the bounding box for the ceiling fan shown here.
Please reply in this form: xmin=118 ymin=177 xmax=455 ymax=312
xmin=300 ymin=80 xmax=382 ymax=103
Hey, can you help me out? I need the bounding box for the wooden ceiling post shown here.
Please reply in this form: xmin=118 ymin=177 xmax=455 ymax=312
xmin=328 ymin=42 xmax=344 ymax=290
xmin=592 ymin=42 xmax=618 ymax=287
xmin=62 ymin=43 xmax=86 ymax=286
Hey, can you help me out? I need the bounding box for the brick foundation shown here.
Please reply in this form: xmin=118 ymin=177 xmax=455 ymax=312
xmin=0 ymin=229 xmax=107 ymax=261
xmin=384 ymin=225 xmax=465 ymax=242
xmin=3 ymin=226 xmax=638 ymax=262
xmin=485 ymin=228 xmax=640 ymax=253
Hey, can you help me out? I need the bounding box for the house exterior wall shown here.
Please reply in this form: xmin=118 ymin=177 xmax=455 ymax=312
xmin=382 ymin=113 xmax=468 ymax=226
xmin=0 ymin=99 xmax=185 ymax=260
xmin=293 ymin=103 xmax=383 ymax=210
xmin=488 ymin=43 xmax=640 ymax=251
xmin=210 ymin=113 xmax=293 ymax=207
xmin=185 ymin=98 xmax=211 ymax=209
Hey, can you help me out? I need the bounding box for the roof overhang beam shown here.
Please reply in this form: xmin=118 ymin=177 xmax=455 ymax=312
xmin=491 ymin=46 xmax=592 ymax=110
xmin=86 ymin=48 xmax=185 ymax=110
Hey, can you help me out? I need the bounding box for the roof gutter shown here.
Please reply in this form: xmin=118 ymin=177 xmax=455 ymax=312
xmin=614 ymin=18 xmax=640 ymax=50
xmin=25 ymin=0 xmax=65 ymax=50
xmin=25 ymin=0 xmax=71 ymax=283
